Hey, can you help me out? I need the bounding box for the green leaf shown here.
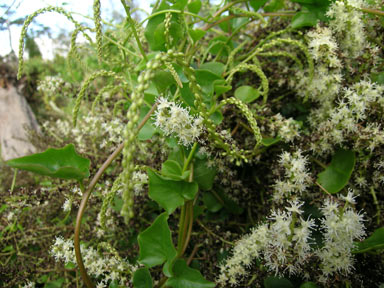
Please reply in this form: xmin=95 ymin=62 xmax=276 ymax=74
xmin=153 ymin=71 xmax=176 ymax=94
xmin=161 ymin=160 xmax=190 ymax=180
xmin=138 ymin=106 xmax=156 ymax=141
xmin=188 ymin=29 xmax=206 ymax=43
xmin=290 ymin=0 xmax=332 ymax=29
xmin=249 ymin=0 xmax=268 ymax=11
xmin=264 ymin=276 xmax=294 ymax=288
xmin=215 ymin=187 xmax=243 ymax=215
xmin=6 ymin=144 xmax=90 ymax=180
xmin=199 ymin=62 xmax=225 ymax=76
xmin=148 ymin=169 xmax=198 ymax=214
xmin=203 ymin=191 xmax=223 ymax=212
xmin=261 ymin=137 xmax=281 ymax=147
xmin=145 ymin=5 xmax=167 ymax=51
xmin=300 ymin=282 xmax=319 ymax=288
xmin=264 ymin=0 xmax=285 ymax=12
xmin=188 ymin=0 xmax=202 ymax=14
xmin=133 ymin=268 xmax=153 ymax=288
xmin=291 ymin=11 xmax=319 ymax=28
xmin=317 ymin=149 xmax=355 ymax=194
xmin=209 ymin=110 xmax=224 ymax=125
xmin=166 ymin=259 xmax=215 ymax=288
xmin=234 ymin=85 xmax=260 ymax=103
xmin=138 ymin=213 xmax=177 ymax=268
xmin=193 ymin=158 xmax=216 ymax=190
xmin=353 ymin=227 xmax=384 ymax=254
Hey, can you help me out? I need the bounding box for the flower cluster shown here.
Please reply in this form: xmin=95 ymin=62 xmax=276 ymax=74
xmin=327 ymin=0 xmax=367 ymax=57
xmin=273 ymin=150 xmax=311 ymax=203
xmin=51 ymin=236 xmax=135 ymax=287
xmin=271 ymin=113 xmax=301 ymax=143
xmin=293 ymin=25 xmax=342 ymax=108
xmin=317 ymin=194 xmax=365 ymax=283
xmin=154 ymin=97 xmax=204 ymax=146
xmin=132 ymin=171 xmax=148 ymax=196
xmin=42 ymin=112 xmax=125 ymax=153
xmin=218 ymin=200 xmax=314 ymax=286
xmin=37 ymin=75 xmax=70 ymax=95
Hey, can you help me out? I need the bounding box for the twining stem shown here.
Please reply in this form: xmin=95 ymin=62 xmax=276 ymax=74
xmin=177 ymin=164 xmax=194 ymax=257
xmin=120 ymin=0 xmax=148 ymax=62
xmin=182 ymin=143 xmax=198 ymax=173
xmin=10 ymin=168 xmax=17 ymax=194
xmin=370 ymin=186 xmax=381 ymax=225
xmin=74 ymin=102 xmax=158 ymax=288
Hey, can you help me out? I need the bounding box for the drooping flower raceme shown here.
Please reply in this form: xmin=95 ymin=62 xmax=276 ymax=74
xmin=316 ymin=196 xmax=365 ymax=283
xmin=218 ymin=200 xmax=314 ymax=286
xmin=154 ymin=97 xmax=204 ymax=146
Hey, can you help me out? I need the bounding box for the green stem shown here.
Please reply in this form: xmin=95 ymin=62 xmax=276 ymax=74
xmin=360 ymin=7 xmax=384 ymax=16
xmin=182 ymin=143 xmax=198 ymax=173
xmin=370 ymin=186 xmax=381 ymax=225
xmin=121 ymin=0 xmax=148 ymax=62
xmin=74 ymin=102 xmax=158 ymax=288
xmin=10 ymin=168 xmax=17 ymax=194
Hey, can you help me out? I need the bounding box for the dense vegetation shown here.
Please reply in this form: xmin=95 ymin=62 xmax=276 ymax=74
xmin=1 ymin=0 xmax=384 ymax=287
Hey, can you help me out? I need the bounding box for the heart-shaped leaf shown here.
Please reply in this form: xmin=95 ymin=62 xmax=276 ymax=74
xmin=353 ymin=227 xmax=384 ymax=254
xmin=317 ymin=149 xmax=355 ymax=194
xmin=138 ymin=213 xmax=177 ymax=268
xmin=165 ymin=259 xmax=215 ymax=288
xmin=188 ymin=29 xmax=206 ymax=43
xmin=6 ymin=144 xmax=90 ymax=180
xmin=264 ymin=276 xmax=294 ymax=288
xmin=161 ymin=160 xmax=190 ymax=180
xmin=133 ymin=268 xmax=153 ymax=288
xmin=234 ymin=85 xmax=260 ymax=103
xmin=193 ymin=158 xmax=216 ymax=191
xmin=148 ymin=169 xmax=198 ymax=214
xmin=261 ymin=137 xmax=281 ymax=147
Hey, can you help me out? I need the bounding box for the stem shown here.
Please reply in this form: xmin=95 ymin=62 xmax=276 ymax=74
xmin=360 ymin=7 xmax=384 ymax=16
xmin=74 ymin=102 xmax=158 ymax=288
xmin=196 ymin=219 xmax=234 ymax=245
xmin=370 ymin=186 xmax=381 ymax=225
xmin=120 ymin=0 xmax=148 ymax=62
xmin=10 ymin=168 xmax=17 ymax=194
xmin=311 ymin=157 xmax=327 ymax=169
xmin=182 ymin=143 xmax=198 ymax=173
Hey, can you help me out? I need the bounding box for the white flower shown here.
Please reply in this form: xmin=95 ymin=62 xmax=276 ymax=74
xmin=154 ymin=97 xmax=204 ymax=146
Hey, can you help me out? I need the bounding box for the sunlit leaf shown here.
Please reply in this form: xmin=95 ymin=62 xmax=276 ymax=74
xmin=6 ymin=144 xmax=90 ymax=180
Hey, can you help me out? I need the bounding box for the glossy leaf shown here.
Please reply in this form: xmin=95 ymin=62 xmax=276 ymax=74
xmin=166 ymin=259 xmax=215 ymax=288
xmin=188 ymin=29 xmax=206 ymax=43
xmin=138 ymin=106 xmax=156 ymax=141
xmin=264 ymin=0 xmax=285 ymax=12
xmin=203 ymin=191 xmax=223 ymax=212
xmin=264 ymin=276 xmax=294 ymax=288
xmin=6 ymin=144 xmax=90 ymax=180
xmin=300 ymin=282 xmax=319 ymax=288
xmin=291 ymin=0 xmax=332 ymax=29
xmin=234 ymin=85 xmax=260 ymax=103
xmin=133 ymin=268 xmax=153 ymax=288
xmin=199 ymin=62 xmax=225 ymax=76
xmin=261 ymin=137 xmax=281 ymax=147
xmin=317 ymin=149 xmax=355 ymax=194
xmin=138 ymin=213 xmax=177 ymax=268
xmin=161 ymin=160 xmax=190 ymax=180
xmin=353 ymin=227 xmax=384 ymax=253
xmin=193 ymin=158 xmax=216 ymax=191
xmin=148 ymin=169 xmax=198 ymax=214
xmin=144 ymin=3 xmax=168 ymax=51
xmin=188 ymin=0 xmax=202 ymax=14
xmin=249 ymin=0 xmax=268 ymax=11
